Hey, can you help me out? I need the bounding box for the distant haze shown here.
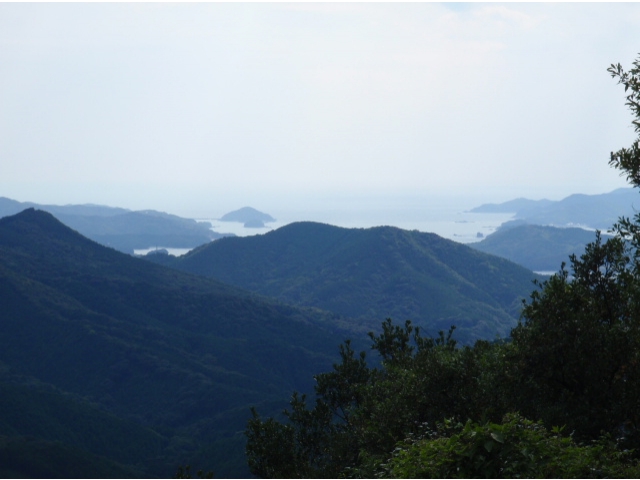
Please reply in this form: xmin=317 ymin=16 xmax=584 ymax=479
xmin=1 ymin=2 xmax=639 ymax=217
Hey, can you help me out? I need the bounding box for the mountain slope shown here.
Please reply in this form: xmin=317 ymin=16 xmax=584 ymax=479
xmin=0 ymin=197 xmax=224 ymax=253
xmin=0 ymin=210 xmax=356 ymax=477
xmin=170 ymin=222 xmax=540 ymax=343
xmin=470 ymin=197 xmax=554 ymax=214
xmin=471 ymin=224 xmax=608 ymax=272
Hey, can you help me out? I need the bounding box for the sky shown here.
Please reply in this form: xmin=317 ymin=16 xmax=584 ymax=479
xmin=2 ymin=2 xmax=640 ymax=218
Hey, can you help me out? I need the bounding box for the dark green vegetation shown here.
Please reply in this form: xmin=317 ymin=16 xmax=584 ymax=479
xmin=8 ymin=53 xmax=640 ymax=480
xmin=471 ymin=224 xmax=611 ymax=271
xmin=385 ymin=414 xmax=638 ymax=478
xmin=0 ymin=435 xmax=146 ymax=479
xmin=244 ymin=55 xmax=640 ymax=478
xmin=0 ymin=197 xmax=227 ymax=254
xmin=246 ymin=235 xmax=640 ymax=477
xmin=160 ymin=223 xmax=540 ymax=344
xmin=471 ymin=187 xmax=638 ymax=230
xmin=0 ymin=208 xmax=543 ymax=477
xmin=246 ymin=303 xmax=640 ymax=478
xmin=0 ymin=208 xmax=366 ymax=477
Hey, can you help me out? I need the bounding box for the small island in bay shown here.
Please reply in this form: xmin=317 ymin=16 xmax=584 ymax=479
xmin=219 ymin=206 xmax=275 ymax=225
xmin=243 ymin=219 xmax=266 ymax=228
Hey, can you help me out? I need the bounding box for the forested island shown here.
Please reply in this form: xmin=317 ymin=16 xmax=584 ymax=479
xmin=219 ymin=206 xmax=275 ymax=228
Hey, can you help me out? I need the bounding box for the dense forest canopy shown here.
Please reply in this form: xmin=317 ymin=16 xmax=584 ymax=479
xmin=244 ymin=54 xmax=640 ymax=478
xmin=0 ymin=207 xmax=366 ymax=477
xmin=166 ymin=221 xmax=540 ymax=344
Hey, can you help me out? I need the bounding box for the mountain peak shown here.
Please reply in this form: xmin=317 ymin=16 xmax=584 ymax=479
xmin=0 ymin=208 xmax=101 ymax=251
xmin=175 ymin=221 xmax=537 ymax=343
xmin=1 ymin=207 xmax=63 ymax=230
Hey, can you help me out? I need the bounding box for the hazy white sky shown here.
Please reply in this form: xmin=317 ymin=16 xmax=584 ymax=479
xmin=1 ymin=2 xmax=640 ymax=216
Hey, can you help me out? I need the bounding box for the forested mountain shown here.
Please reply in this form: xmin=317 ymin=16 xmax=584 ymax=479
xmin=471 ymin=224 xmax=610 ymax=272
xmin=165 ymin=222 xmax=541 ymax=344
xmin=0 ymin=197 xmax=226 ymax=254
xmin=467 ymin=190 xmax=637 ymax=271
xmin=0 ymin=209 xmax=359 ymax=477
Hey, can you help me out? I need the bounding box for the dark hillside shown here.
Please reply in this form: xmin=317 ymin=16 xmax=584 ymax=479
xmin=0 ymin=198 xmax=223 ymax=254
xmin=0 ymin=210 xmax=356 ymax=477
xmin=0 ymin=435 xmax=146 ymax=479
xmin=173 ymin=222 xmax=541 ymax=343
xmin=471 ymin=224 xmax=608 ymax=271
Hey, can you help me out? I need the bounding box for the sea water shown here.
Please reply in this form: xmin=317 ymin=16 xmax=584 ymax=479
xmin=202 ymin=208 xmax=514 ymax=243
xmin=135 ymin=195 xmax=515 ymax=256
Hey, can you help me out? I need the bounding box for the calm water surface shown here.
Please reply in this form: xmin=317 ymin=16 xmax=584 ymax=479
xmin=136 ymin=196 xmax=515 ymax=256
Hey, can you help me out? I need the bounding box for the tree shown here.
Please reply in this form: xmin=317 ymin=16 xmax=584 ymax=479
xmin=385 ymin=413 xmax=640 ymax=479
xmin=245 ymin=320 xmax=512 ymax=478
xmin=507 ymin=55 xmax=640 ymax=449
xmin=246 ymin=339 xmax=371 ymax=478
xmin=510 ymin=234 xmax=640 ymax=444
xmin=244 ymin=54 xmax=640 ymax=478
xmin=608 ymin=57 xmax=640 ymax=189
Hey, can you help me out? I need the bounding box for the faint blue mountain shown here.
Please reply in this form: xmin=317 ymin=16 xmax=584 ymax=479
xmin=470 ymin=188 xmax=639 ymax=229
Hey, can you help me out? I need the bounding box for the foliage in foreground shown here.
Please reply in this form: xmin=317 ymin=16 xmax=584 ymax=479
xmin=384 ymin=414 xmax=639 ymax=479
xmin=246 ymin=315 xmax=640 ymax=478
xmin=245 ymin=53 xmax=640 ymax=478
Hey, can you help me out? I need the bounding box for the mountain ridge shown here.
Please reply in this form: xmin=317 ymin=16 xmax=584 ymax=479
xmin=0 ymin=198 xmax=227 ymax=254
xmin=471 ymin=224 xmax=610 ymax=272
xmin=167 ymin=221 xmax=541 ymax=343
xmin=0 ymin=209 xmax=359 ymax=477
xmin=470 ymin=188 xmax=639 ymax=229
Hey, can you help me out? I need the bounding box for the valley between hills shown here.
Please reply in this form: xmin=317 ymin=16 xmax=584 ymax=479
xmin=0 ymin=188 xmax=634 ymax=477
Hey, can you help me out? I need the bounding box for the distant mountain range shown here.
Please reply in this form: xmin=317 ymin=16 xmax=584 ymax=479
xmin=0 ymin=209 xmax=358 ymax=477
xmin=468 ymin=188 xmax=638 ymax=271
xmin=0 ymin=197 xmax=230 ymax=254
xmin=153 ymin=221 xmax=541 ymax=344
xmin=470 ymin=187 xmax=639 ymax=229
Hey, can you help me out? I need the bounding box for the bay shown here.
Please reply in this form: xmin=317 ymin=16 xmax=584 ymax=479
xmin=135 ymin=195 xmax=515 ymax=256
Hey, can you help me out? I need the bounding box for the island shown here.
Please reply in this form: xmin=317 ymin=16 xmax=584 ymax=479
xmin=219 ymin=206 xmax=275 ymax=225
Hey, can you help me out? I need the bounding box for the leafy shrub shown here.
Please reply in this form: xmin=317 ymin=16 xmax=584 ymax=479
xmin=384 ymin=413 xmax=640 ymax=479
